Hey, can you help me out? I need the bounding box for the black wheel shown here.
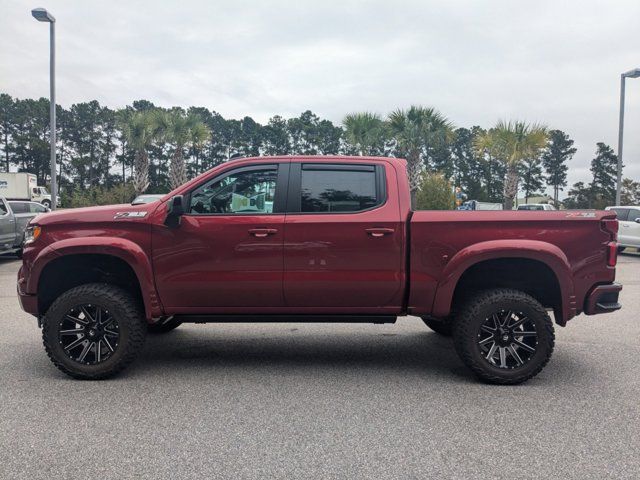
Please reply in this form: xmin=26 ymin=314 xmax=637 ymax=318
xmin=42 ymin=283 xmax=146 ymax=380
xmin=422 ymin=317 xmax=453 ymax=336
xmin=41 ymin=199 xmax=51 ymax=209
xmin=147 ymin=317 xmax=182 ymax=334
xmin=617 ymin=246 xmax=626 ymax=254
xmin=453 ymin=289 xmax=555 ymax=385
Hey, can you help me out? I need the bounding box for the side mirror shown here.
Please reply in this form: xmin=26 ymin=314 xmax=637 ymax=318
xmin=635 ymin=218 xmax=640 ymax=224
xmin=165 ymin=195 xmax=185 ymax=228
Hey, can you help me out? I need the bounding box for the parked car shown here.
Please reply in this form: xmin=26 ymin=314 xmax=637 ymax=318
xmin=605 ymin=206 xmax=640 ymax=252
xmin=0 ymin=197 xmax=47 ymax=256
xmin=18 ymin=156 xmax=622 ymax=384
xmin=131 ymin=194 xmax=165 ymax=205
xmin=517 ymin=204 xmax=556 ymax=211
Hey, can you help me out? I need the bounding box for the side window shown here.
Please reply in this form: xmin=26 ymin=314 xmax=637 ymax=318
xmin=0 ymin=201 xmax=7 ymax=215
xmin=9 ymin=202 xmax=27 ymax=214
xmin=612 ymin=208 xmax=629 ymax=221
xmin=30 ymin=203 xmax=47 ymax=213
xmin=299 ymin=166 xmax=381 ymax=213
xmin=628 ymin=209 xmax=640 ymax=222
xmin=189 ymin=167 xmax=278 ymax=215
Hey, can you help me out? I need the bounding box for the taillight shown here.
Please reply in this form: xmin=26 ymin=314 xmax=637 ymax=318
xmin=607 ymin=241 xmax=618 ymax=267
xmin=602 ymin=219 xmax=619 ymax=240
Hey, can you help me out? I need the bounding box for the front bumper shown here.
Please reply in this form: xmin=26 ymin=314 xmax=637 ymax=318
xmin=584 ymin=282 xmax=622 ymax=315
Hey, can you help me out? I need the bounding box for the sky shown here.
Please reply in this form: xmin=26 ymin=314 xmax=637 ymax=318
xmin=1 ymin=0 xmax=639 ymax=190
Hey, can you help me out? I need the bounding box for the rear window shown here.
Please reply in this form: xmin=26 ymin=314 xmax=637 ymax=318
xmin=300 ymin=166 xmax=381 ymax=213
xmin=611 ymin=208 xmax=629 ymax=221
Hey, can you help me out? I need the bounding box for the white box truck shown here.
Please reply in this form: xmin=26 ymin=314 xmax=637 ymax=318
xmin=0 ymin=172 xmax=58 ymax=208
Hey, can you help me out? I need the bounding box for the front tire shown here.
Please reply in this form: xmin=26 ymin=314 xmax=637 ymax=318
xmin=41 ymin=199 xmax=51 ymax=209
xmin=453 ymin=289 xmax=555 ymax=385
xmin=42 ymin=283 xmax=147 ymax=380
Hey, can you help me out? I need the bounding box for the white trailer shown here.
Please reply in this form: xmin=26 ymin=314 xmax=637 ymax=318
xmin=0 ymin=172 xmax=56 ymax=208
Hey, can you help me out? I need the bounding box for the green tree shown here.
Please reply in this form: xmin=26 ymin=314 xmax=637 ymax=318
xmin=620 ymin=178 xmax=640 ymax=205
xmin=563 ymin=181 xmax=592 ymax=209
xmin=0 ymin=94 xmax=14 ymax=172
xmin=415 ymin=172 xmax=455 ymax=210
xmin=451 ymin=127 xmax=486 ymax=201
xmin=263 ymin=115 xmax=291 ymax=156
xmin=589 ymin=142 xmax=618 ymax=208
xmin=342 ymin=112 xmax=386 ymax=156
xmin=475 ymin=121 xmax=547 ymax=210
xmin=520 ymin=156 xmax=544 ymax=203
xmin=542 ymin=130 xmax=576 ymax=208
xmin=387 ymin=106 xmax=452 ymax=207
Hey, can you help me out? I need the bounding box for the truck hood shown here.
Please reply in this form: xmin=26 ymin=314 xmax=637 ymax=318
xmin=33 ymin=202 xmax=161 ymax=227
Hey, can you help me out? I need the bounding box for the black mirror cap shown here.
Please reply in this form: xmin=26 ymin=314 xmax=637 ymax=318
xmin=165 ymin=195 xmax=185 ymax=228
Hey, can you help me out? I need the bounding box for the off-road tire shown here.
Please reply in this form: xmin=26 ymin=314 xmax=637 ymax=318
xmin=42 ymin=283 xmax=146 ymax=380
xmin=453 ymin=288 xmax=555 ymax=385
xmin=147 ymin=317 xmax=182 ymax=334
xmin=422 ymin=317 xmax=453 ymax=336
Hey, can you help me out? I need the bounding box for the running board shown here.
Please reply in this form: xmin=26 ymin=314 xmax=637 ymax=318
xmin=173 ymin=314 xmax=397 ymax=324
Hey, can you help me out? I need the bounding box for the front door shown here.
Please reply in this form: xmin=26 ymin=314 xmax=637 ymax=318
xmin=0 ymin=199 xmax=16 ymax=248
xmin=152 ymin=163 xmax=288 ymax=312
xmin=283 ymin=162 xmax=405 ymax=312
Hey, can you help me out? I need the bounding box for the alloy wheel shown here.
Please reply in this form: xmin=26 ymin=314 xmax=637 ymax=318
xmin=476 ymin=310 xmax=538 ymax=369
xmin=58 ymin=304 xmax=120 ymax=365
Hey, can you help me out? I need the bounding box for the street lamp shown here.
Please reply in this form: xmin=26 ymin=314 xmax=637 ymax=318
xmin=31 ymin=7 xmax=57 ymax=210
xmin=616 ymin=67 xmax=640 ymax=206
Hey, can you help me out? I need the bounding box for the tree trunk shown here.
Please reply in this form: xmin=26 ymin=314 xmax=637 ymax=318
xmin=169 ymin=148 xmax=188 ymax=190
xmin=503 ymin=163 xmax=518 ymax=210
xmin=133 ymin=149 xmax=150 ymax=195
xmin=406 ymin=152 xmax=422 ymax=209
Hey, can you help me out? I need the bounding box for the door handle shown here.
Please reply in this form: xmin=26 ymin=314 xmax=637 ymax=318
xmin=248 ymin=228 xmax=278 ymax=238
xmin=365 ymin=228 xmax=395 ymax=238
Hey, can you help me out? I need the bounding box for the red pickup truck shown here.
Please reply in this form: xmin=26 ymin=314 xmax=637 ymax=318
xmin=17 ymin=156 xmax=622 ymax=384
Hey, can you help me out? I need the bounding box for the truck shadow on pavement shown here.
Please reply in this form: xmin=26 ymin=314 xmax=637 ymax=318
xmin=130 ymin=326 xmax=587 ymax=385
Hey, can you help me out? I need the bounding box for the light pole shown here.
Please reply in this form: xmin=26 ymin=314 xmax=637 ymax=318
xmin=616 ymin=67 xmax=640 ymax=206
xmin=31 ymin=7 xmax=57 ymax=210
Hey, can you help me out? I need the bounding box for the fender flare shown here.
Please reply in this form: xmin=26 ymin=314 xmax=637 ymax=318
xmin=28 ymin=237 xmax=163 ymax=320
xmin=431 ymin=240 xmax=575 ymax=323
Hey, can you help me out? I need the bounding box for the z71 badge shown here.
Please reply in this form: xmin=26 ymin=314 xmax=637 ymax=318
xmin=114 ymin=211 xmax=147 ymax=219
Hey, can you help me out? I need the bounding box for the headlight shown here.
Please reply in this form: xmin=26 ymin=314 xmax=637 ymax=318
xmin=24 ymin=225 xmax=42 ymax=245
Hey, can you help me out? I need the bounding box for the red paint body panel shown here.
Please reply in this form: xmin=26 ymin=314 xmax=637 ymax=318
xmin=17 ymin=155 xmax=620 ymax=326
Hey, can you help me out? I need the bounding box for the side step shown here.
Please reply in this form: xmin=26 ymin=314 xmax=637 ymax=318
xmin=173 ymin=314 xmax=397 ymax=324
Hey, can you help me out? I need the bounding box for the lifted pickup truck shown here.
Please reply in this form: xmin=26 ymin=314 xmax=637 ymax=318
xmin=17 ymin=156 xmax=622 ymax=383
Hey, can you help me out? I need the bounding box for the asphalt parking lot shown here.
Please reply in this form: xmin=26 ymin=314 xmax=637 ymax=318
xmin=1 ymin=253 xmax=639 ymax=479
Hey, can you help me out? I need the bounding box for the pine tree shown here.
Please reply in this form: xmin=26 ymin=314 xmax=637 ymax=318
xmin=542 ymin=130 xmax=576 ymax=208
xmin=590 ymin=142 xmax=618 ymax=209
xmin=520 ymin=156 xmax=544 ymax=203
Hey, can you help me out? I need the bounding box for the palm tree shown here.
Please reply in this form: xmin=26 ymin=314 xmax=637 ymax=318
xmin=120 ymin=111 xmax=156 ymax=195
xmin=343 ymin=112 xmax=385 ymax=156
xmin=188 ymin=120 xmax=210 ymax=176
xmin=387 ymin=106 xmax=453 ymax=207
xmin=475 ymin=121 xmax=548 ymax=210
xmin=163 ymin=111 xmax=210 ymax=189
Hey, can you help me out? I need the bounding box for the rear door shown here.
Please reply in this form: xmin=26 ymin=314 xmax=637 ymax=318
xmin=611 ymin=208 xmax=631 ymax=246
xmin=282 ymin=162 xmax=405 ymax=311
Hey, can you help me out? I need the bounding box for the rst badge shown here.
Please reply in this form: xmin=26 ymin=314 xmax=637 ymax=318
xmin=114 ymin=211 xmax=147 ymax=219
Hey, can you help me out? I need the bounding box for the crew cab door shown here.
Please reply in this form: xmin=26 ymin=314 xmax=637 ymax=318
xmin=152 ymin=163 xmax=288 ymax=311
xmin=0 ymin=199 xmax=16 ymax=248
xmin=283 ymin=162 xmax=405 ymax=311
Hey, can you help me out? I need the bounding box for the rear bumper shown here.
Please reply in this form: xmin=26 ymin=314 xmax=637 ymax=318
xmin=584 ymin=283 xmax=622 ymax=315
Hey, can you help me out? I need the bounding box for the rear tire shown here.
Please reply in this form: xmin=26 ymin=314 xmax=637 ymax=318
xmin=147 ymin=317 xmax=182 ymax=334
xmin=41 ymin=199 xmax=51 ymax=209
xmin=422 ymin=317 xmax=453 ymax=336
xmin=42 ymin=283 xmax=146 ymax=380
xmin=453 ymin=289 xmax=554 ymax=385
